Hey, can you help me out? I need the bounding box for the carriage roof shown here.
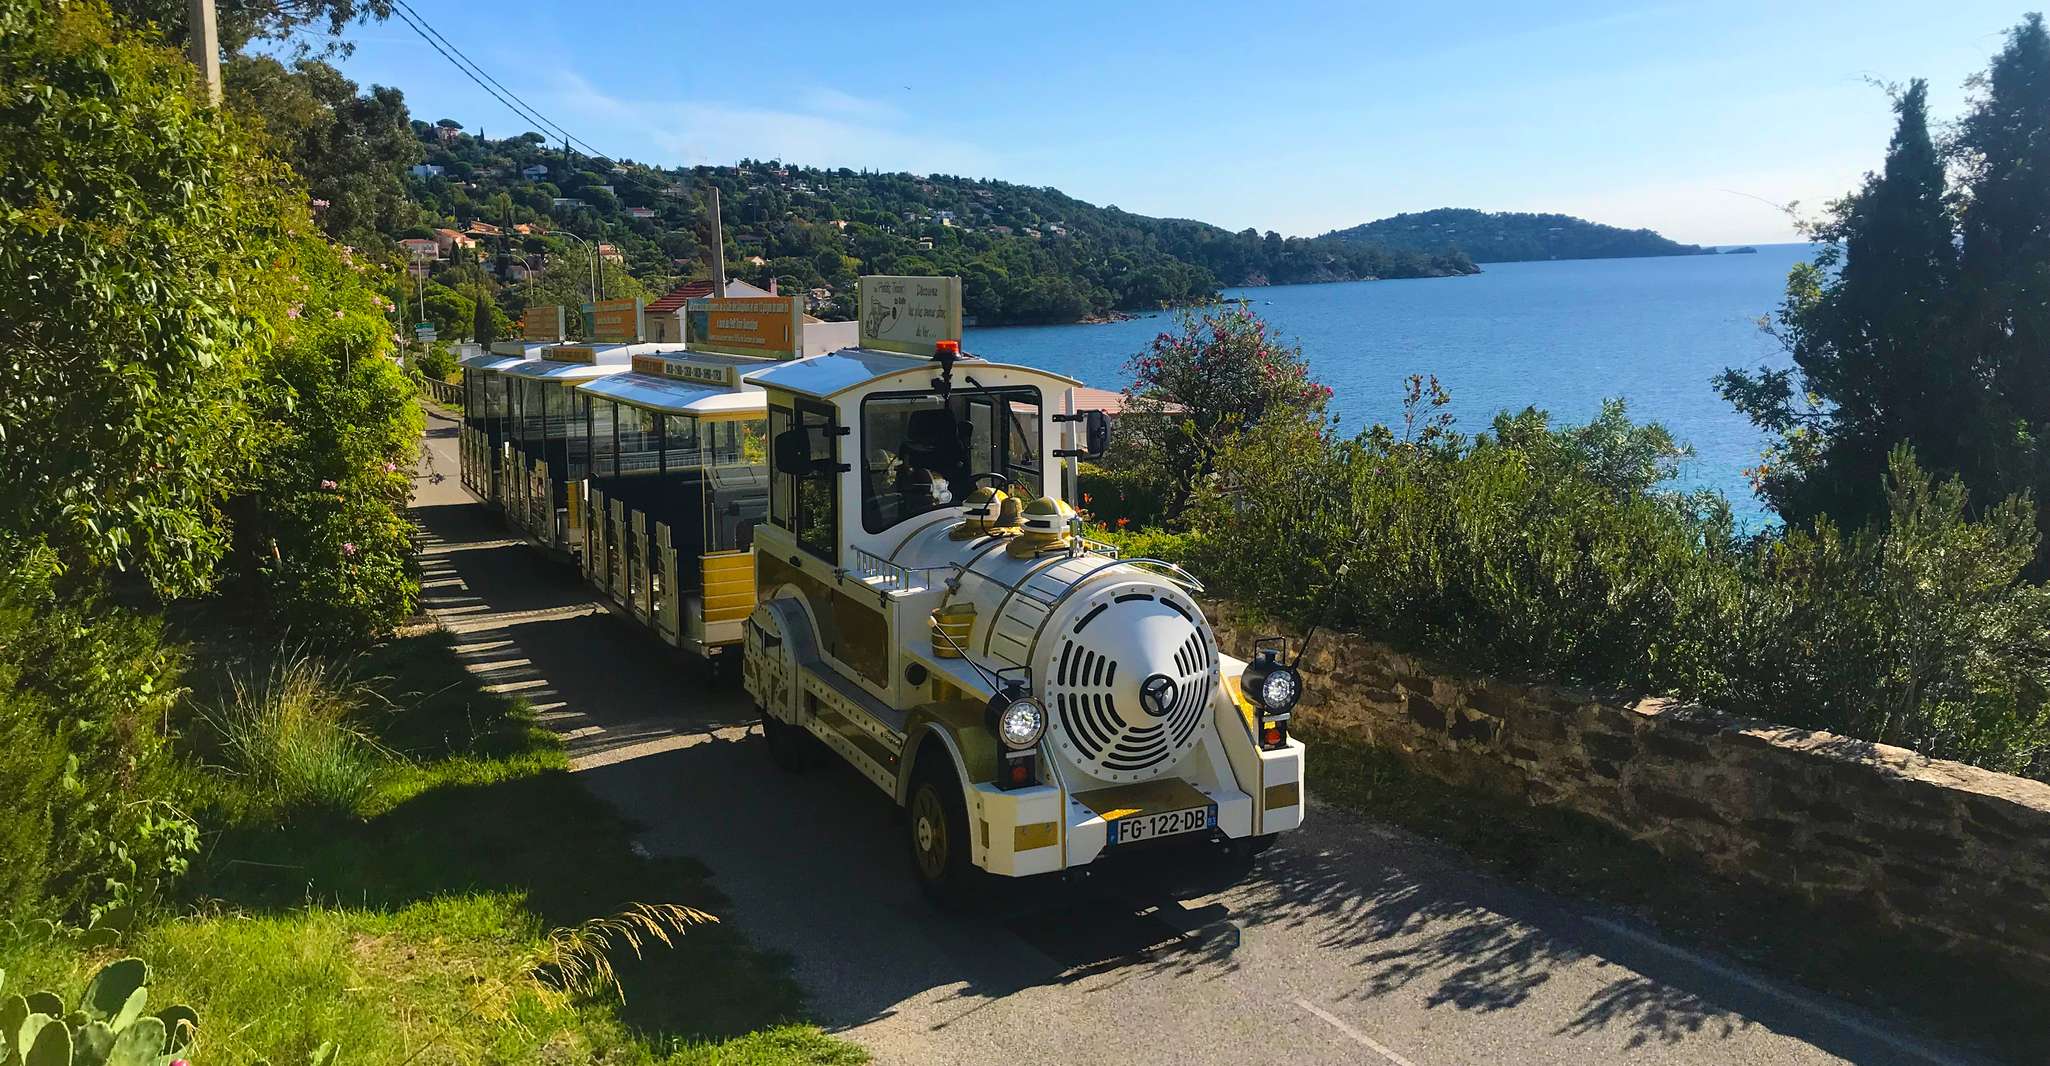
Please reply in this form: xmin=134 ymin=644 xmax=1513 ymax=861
xmin=741 ymin=347 xmax=1082 ymax=402
xmin=577 ymin=373 xmax=767 ymax=419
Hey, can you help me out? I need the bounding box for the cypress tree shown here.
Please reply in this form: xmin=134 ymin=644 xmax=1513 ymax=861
xmin=1956 ymin=13 xmax=2050 ymax=425
xmin=1720 ymin=80 xmax=1961 ymax=529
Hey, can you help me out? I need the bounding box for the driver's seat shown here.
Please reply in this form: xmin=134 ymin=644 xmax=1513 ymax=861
xmin=901 ymin=408 xmax=970 ymax=490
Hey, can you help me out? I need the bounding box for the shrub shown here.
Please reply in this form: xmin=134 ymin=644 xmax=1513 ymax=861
xmin=199 ymin=649 xmax=392 ymax=817
xmin=0 ymin=545 xmax=196 ymax=921
xmin=238 ymin=237 xmax=424 ymax=645
xmin=414 ymin=340 xmax=460 ymax=382
xmin=1077 ymin=462 xmax=1170 ymax=529
xmin=0 ymin=0 xmax=298 ymax=599
xmin=1197 ymin=382 xmax=2050 ymax=778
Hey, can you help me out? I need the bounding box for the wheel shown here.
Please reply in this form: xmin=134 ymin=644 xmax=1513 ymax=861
xmin=907 ymin=761 xmax=977 ymax=908
xmin=759 ymin=710 xmax=816 ymax=772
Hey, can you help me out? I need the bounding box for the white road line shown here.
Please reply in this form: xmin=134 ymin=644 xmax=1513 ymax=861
xmin=1293 ymin=997 xmax=1421 ymax=1066
xmin=1580 ymin=916 xmax=1972 ymax=1066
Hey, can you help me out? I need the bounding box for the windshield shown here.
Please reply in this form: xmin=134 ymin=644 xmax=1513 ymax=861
xmin=860 ymin=387 xmax=1041 ymax=534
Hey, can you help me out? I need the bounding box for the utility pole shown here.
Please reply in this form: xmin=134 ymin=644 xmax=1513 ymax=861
xmin=709 ymin=186 xmax=727 ymax=295
xmin=186 ymin=0 xmax=220 ymax=103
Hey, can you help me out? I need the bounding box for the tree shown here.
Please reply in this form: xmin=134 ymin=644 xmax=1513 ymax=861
xmin=225 ymin=56 xmax=420 ymax=246
xmin=473 ymin=289 xmax=497 ymax=345
xmin=1717 ymin=79 xmax=1971 ymax=532
xmin=1956 ymin=14 xmax=2050 ymax=430
xmin=109 ymin=0 xmax=394 ymax=57
xmin=420 ymin=282 xmax=474 ymax=341
xmin=0 ymin=0 xmax=299 ymax=597
xmin=1120 ymin=303 xmax=1332 ymax=519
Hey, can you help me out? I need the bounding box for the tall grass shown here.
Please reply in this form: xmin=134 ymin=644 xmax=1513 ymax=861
xmin=201 ymin=649 xmax=395 ymax=816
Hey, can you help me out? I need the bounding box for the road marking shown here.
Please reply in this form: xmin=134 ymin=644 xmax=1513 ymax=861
xmin=1294 ymin=997 xmax=1420 ymax=1066
xmin=1580 ymin=916 xmax=1972 ymax=1066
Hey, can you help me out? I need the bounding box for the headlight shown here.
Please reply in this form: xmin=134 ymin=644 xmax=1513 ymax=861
xmin=1241 ymin=646 xmax=1301 ymax=712
xmin=995 ymin=697 xmax=1047 ymax=749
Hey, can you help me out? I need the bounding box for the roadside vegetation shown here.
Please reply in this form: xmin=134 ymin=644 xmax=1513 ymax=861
xmin=0 ymin=3 xmax=860 ymax=1061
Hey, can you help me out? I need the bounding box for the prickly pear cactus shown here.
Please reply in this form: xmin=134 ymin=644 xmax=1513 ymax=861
xmin=0 ymin=958 xmax=202 ymax=1066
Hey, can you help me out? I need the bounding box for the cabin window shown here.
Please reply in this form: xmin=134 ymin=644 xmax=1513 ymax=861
xmin=587 ymin=397 xmax=619 ymax=477
xmin=617 ymin=405 xmax=662 ymax=475
xmin=769 ymin=403 xmax=839 ymax=563
xmin=859 ymin=387 xmax=1042 ymax=534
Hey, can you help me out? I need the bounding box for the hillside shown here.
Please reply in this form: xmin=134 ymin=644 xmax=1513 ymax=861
xmin=401 ymin=127 xmax=1477 ymax=327
xmin=1324 ymin=208 xmax=1713 ymax=263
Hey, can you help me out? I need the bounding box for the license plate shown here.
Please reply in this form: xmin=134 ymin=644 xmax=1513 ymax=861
xmin=1106 ymin=803 xmax=1216 ymax=846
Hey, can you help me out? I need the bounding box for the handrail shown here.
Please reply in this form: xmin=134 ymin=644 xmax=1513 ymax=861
xmin=421 ymin=377 xmax=463 ymax=408
xmin=849 ymin=546 xmax=950 ymax=593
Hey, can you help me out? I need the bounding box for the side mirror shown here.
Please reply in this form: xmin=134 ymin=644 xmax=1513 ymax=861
xmin=1082 ymin=409 xmax=1111 ymax=461
xmin=773 ymin=427 xmax=813 ymax=475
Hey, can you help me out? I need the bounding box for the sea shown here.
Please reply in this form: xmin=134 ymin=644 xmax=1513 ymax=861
xmin=964 ymin=243 xmax=1814 ymax=530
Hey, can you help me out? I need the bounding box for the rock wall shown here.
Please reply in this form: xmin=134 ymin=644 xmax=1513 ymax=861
xmin=1208 ymin=607 xmax=2050 ymax=984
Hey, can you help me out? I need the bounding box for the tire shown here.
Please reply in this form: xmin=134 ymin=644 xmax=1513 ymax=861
xmin=907 ymin=760 xmax=977 ymax=908
xmin=759 ymin=710 xmax=816 ymax=772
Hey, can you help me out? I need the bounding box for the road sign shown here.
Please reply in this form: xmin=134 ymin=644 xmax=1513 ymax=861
xmin=414 ymin=323 xmax=437 ymax=343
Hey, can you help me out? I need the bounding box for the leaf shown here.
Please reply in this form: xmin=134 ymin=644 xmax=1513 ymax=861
xmin=0 ymin=994 xmax=25 ymax=1051
xmin=155 ymin=1005 xmax=196 ymax=1053
xmin=23 ymin=1021 xmax=68 ymax=1066
xmin=72 ymin=1021 xmax=116 ymax=1066
xmin=106 ymin=1016 xmax=163 ymax=1066
xmin=308 ymin=1041 xmax=340 ymax=1066
xmin=81 ymin=958 xmax=146 ymax=1021
xmin=19 ymin=994 xmax=59 ymax=1021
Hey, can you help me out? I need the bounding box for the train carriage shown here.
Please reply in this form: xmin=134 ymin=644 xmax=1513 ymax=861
xmin=574 ymin=353 xmax=772 ymax=660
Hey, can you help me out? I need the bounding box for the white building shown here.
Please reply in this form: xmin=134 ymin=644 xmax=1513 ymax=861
xmin=409 ymin=164 xmax=443 ymax=179
xmin=521 ymin=164 xmax=550 ymax=181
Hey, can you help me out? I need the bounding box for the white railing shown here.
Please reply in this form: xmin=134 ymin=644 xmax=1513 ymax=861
xmin=849 ymin=547 xmax=949 ymax=593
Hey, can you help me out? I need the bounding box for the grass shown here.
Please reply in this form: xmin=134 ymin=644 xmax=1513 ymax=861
xmin=0 ymin=626 xmax=864 ymax=1066
xmin=1304 ymin=725 xmax=2048 ymax=1065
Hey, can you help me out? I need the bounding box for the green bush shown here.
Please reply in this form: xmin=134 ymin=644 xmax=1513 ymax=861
xmin=414 ymin=340 xmax=459 ymax=382
xmin=1197 ymin=385 xmax=2050 ymax=778
xmin=0 ymin=547 xmax=196 ymax=921
xmin=238 ymin=237 xmax=424 ymax=645
xmin=1077 ymin=463 xmax=1171 ymax=529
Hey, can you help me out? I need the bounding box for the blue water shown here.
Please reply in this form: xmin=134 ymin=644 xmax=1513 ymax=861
xmin=966 ymin=244 xmax=1813 ymax=528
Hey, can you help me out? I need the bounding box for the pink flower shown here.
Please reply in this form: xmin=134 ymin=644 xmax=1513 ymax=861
xmin=341 ymin=542 xmax=357 ymax=556
xmin=333 ymin=309 xmax=345 ymax=319
xmin=286 ymin=304 xmax=302 ymax=319
xmin=319 ymin=479 xmax=337 ymax=490
xmin=383 ymin=462 xmax=396 ymax=473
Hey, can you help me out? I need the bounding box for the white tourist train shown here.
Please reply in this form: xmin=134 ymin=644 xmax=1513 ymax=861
xmin=457 ymin=276 xmax=1305 ymax=898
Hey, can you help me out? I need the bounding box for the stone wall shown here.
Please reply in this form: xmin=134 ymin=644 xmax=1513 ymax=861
xmin=1207 ymin=607 xmax=2050 ymax=984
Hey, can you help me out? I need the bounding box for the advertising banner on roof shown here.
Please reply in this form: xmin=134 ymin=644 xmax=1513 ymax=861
xmin=590 ymin=298 xmax=645 ymax=344
xmin=521 ymin=304 xmax=566 ymax=342
xmin=858 ymin=275 xmax=962 ymax=356
xmin=685 ymin=296 xmax=803 ymax=360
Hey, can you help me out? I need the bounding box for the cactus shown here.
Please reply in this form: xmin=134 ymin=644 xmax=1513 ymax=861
xmin=0 ymin=958 xmax=216 ymax=1066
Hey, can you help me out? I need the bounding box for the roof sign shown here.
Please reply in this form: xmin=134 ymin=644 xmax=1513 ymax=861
xmin=590 ymin=298 xmax=644 ymax=344
xmin=685 ymin=296 xmax=803 ymax=360
xmin=629 ymin=353 xmax=749 ymax=388
xmin=858 ymin=275 xmax=962 ymax=356
xmin=521 ymin=304 xmax=566 ymax=343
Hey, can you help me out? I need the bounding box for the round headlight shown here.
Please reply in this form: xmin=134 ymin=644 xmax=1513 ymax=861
xmin=996 ymin=698 xmax=1048 ymax=748
xmin=1258 ymin=666 xmax=1301 ymax=711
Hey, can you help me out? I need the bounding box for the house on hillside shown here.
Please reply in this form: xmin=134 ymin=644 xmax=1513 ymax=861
xmin=409 ymin=164 xmax=443 ymax=179
xmin=597 ymin=243 xmax=624 ymax=263
xmin=464 ymin=221 xmax=502 ymax=238
xmin=916 ymin=237 xmax=934 ymax=250
xmin=551 ymin=198 xmax=585 ymax=210
xmin=432 ymin=228 xmax=476 ymax=259
xmin=626 ymin=206 xmax=656 ymax=220
xmin=521 ymin=164 xmax=551 ymax=181
xmin=512 ymin=222 xmax=541 ymax=236
xmin=397 ymin=237 xmax=440 ymax=263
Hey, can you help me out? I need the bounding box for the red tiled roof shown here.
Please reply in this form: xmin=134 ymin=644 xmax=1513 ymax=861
xmin=646 ymin=281 xmax=715 ymax=314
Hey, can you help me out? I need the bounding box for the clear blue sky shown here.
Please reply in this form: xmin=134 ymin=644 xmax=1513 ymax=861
xmin=327 ymin=1 xmax=2033 ymax=244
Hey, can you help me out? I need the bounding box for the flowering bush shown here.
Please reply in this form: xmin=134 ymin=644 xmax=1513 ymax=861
xmin=237 ymin=236 xmax=423 ymax=644
xmin=1118 ymin=303 xmax=1331 ymax=520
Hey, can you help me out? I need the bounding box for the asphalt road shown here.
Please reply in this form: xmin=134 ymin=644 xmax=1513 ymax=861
xmin=412 ymin=407 xmax=1985 ymax=1066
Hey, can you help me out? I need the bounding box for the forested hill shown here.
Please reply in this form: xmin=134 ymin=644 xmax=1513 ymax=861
xmin=402 ymin=128 xmax=1476 ymax=325
xmin=1323 ymin=209 xmax=1713 ymax=263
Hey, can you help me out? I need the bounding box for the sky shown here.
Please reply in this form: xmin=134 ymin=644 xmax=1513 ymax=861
xmin=323 ymin=1 xmax=2034 ymax=245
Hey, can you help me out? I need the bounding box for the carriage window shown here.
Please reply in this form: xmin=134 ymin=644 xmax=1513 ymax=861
xmin=860 ymin=388 xmax=1041 ymax=534
xmin=588 ymin=397 xmax=618 ymax=477
xmin=770 ymin=404 xmax=838 ymax=563
xmin=616 ymin=405 xmax=662 ymax=475
xmin=661 ymin=413 xmax=699 ymax=470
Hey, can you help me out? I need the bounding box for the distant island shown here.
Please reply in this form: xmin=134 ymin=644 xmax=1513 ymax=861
xmin=1323 ymin=208 xmax=1715 ymax=263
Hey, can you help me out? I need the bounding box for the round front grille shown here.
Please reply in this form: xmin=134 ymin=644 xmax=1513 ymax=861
xmin=1043 ymin=590 xmax=1214 ymax=782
